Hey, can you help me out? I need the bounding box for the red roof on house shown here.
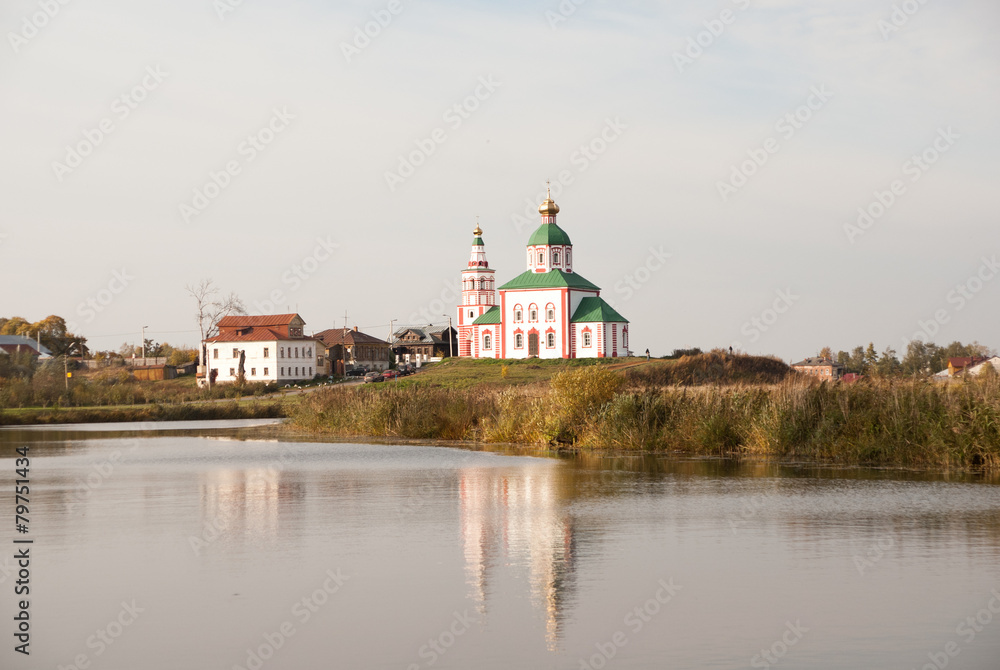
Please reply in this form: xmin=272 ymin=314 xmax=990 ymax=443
xmin=205 ymin=328 xmax=320 ymax=343
xmin=217 ymin=314 xmax=299 ymax=328
xmin=949 ymin=356 xmax=987 ymax=370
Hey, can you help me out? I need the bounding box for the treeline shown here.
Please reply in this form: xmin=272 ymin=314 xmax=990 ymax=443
xmin=0 ymin=315 xmax=86 ymax=356
xmin=824 ymin=341 xmax=992 ymax=376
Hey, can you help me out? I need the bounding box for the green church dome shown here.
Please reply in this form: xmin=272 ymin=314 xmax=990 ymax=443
xmin=527 ymin=222 xmax=572 ymax=247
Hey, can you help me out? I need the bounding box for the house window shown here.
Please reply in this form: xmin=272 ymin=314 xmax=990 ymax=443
xmin=280 ymin=347 xmax=284 ymax=358
xmin=483 ymin=334 xmax=492 ymax=350
xmin=529 ymin=309 xmax=537 ymax=322
xmin=295 ymin=367 xmax=299 ymax=375
xmin=263 ymin=348 xmax=269 ymax=358
xmin=308 ymin=367 xmax=312 ymax=375
xmin=251 ymin=368 xmax=256 ymax=376
xmin=307 ymin=347 xmax=311 ymax=357
xmin=547 ymin=333 xmax=556 ymax=348
xmin=514 ymin=308 xmax=522 ymax=322
xmin=229 ymin=368 xmax=235 ymax=376
xmin=583 ymin=332 xmax=592 ymax=347
xmin=546 ymin=308 xmax=555 ymax=321
xmin=213 ymin=348 xmax=218 ymax=359
xmin=515 ymin=333 xmax=523 ymax=349
xmin=264 ymin=368 xmax=269 ymax=376
xmin=553 ymin=251 xmax=560 ymax=264
xmin=469 ymin=310 xmax=474 ymax=319
xmin=295 ymin=347 xmax=299 ymax=358
xmin=232 ymin=348 xmax=239 ymax=358
xmin=538 ymin=252 xmax=544 ymax=264
xmin=280 ymin=367 xmax=284 ymax=375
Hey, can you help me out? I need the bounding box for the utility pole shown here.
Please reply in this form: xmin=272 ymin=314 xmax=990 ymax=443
xmin=64 ymin=342 xmax=77 ymax=391
xmin=388 ymin=318 xmax=396 ymax=370
xmin=341 ymin=309 xmax=348 ymax=377
xmin=141 ymin=325 xmax=148 ymax=362
xmin=441 ymin=315 xmax=453 ymax=358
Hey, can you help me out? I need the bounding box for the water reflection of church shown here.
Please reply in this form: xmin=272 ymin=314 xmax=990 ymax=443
xmin=460 ymin=466 xmax=577 ymax=650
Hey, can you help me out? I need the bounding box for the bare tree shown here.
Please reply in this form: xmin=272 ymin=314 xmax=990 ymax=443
xmin=186 ymin=279 xmax=246 ymax=389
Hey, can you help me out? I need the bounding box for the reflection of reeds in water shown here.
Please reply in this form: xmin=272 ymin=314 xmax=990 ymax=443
xmin=459 ymin=467 xmax=577 ymax=651
xmin=293 ymin=363 xmax=1000 ymax=470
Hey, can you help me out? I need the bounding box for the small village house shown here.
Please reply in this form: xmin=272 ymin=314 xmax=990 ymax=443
xmin=391 ymin=326 xmax=457 ymax=365
xmin=201 ymin=313 xmax=324 ymax=386
xmin=0 ymin=335 xmax=53 ymax=360
xmin=791 ymin=357 xmax=844 ymax=381
xmin=947 ymin=356 xmax=989 ymax=377
xmin=315 ymin=326 xmax=391 ymax=375
xmin=966 ymin=356 xmax=1000 ymax=376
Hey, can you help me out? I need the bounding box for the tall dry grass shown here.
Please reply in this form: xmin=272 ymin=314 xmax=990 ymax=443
xmin=292 ymin=363 xmax=1000 ymax=469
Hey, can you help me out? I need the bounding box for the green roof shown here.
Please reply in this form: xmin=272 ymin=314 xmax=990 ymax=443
xmin=472 ymin=306 xmax=501 ymax=325
xmin=498 ymin=269 xmax=601 ymax=291
xmin=472 ymin=236 xmax=484 ymax=246
xmin=571 ymin=297 xmax=628 ymax=323
xmin=527 ymin=222 xmax=572 ymax=246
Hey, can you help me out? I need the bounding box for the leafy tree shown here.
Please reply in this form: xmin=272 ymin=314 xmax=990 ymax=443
xmin=143 ymin=339 xmax=165 ymax=358
xmin=818 ymin=346 xmax=833 ymax=360
xmin=875 ymin=346 xmax=901 ymax=376
xmin=847 ymin=346 xmax=866 ymax=374
xmin=0 ymin=315 xmax=87 ymax=356
xmin=864 ymin=343 xmax=879 ymax=372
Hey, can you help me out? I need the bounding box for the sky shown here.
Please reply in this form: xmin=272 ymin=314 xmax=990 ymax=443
xmin=1 ymin=0 xmax=998 ymax=359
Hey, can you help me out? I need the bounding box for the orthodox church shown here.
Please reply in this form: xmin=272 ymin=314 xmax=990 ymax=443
xmin=457 ymin=190 xmax=629 ymax=359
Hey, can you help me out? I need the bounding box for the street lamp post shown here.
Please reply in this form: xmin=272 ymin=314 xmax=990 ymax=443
xmin=141 ymin=325 xmax=148 ymax=361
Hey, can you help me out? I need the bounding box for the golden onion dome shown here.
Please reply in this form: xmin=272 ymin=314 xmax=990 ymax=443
xmin=473 ymin=223 xmax=483 ymax=236
xmin=538 ymin=185 xmax=560 ymax=215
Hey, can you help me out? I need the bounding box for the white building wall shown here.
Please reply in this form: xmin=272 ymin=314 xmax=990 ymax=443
xmin=502 ymin=288 xmax=567 ymax=359
xmin=208 ymin=339 xmax=321 ymax=384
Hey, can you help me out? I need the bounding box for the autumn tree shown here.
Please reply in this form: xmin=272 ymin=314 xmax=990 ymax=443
xmin=185 ymin=279 xmax=245 ymax=388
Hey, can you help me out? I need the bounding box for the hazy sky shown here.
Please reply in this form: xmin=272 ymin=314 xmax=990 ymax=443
xmin=1 ymin=0 xmax=997 ymax=358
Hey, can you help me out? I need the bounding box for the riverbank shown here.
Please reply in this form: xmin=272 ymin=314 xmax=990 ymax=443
xmin=0 ymin=398 xmax=286 ymax=425
xmin=290 ymin=359 xmax=1000 ymax=470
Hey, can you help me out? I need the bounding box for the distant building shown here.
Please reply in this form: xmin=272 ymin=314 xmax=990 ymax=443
xmin=391 ymin=326 xmax=457 ymax=365
xmin=316 ymin=326 xmax=391 ymax=374
xmin=132 ymin=365 xmax=176 ymax=381
xmin=791 ymin=357 xmax=844 ymax=380
xmin=947 ymin=356 xmax=989 ymax=377
xmin=0 ymin=335 xmax=53 ymax=360
xmin=201 ymin=313 xmax=324 ymax=386
xmin=456 ymin=190 xmax=630 ymax=359
xmin=967 ymin=356 xmax=1000 ymax=377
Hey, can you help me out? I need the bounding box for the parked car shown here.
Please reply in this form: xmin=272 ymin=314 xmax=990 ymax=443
xmin=363 ymin=371 xmax=383 ymax=383
xmin=382 ymin=369 xmax=400 ymax=380
xmin=346 ymin=368 xmax=367 ymax=377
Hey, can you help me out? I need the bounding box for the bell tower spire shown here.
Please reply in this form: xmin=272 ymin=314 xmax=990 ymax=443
xmin=457 ymin=220 xmax=497 ymax=356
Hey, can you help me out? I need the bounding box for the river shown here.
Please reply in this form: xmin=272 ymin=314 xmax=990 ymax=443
xmin=2 ymin=419 xmax=999 ymax=669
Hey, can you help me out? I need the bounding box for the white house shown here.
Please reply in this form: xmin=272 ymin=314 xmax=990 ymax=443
xmin=456 ymin=190 xmax=629 ymax=359
xmin=967 ymin=356 xmax=1000 ymax=377
xmin=201 ymin=313 xmax=324 ymax=386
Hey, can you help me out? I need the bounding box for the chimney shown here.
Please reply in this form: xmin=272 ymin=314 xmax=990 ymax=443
xmin=353 ymin=326 xmax=358 ymax=332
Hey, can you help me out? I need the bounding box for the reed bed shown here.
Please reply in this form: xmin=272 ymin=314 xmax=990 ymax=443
xmin=291 ymin=364 xmax=1000 ymax=470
